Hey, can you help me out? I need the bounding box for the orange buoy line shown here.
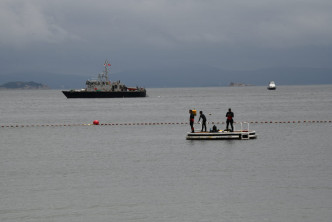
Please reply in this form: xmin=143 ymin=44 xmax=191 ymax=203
xmin=0 ymin=120 xmax=331 ymax=129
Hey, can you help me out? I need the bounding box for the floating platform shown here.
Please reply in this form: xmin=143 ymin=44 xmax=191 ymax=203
xmin=186 ymin=130 xmax=257 ymax=140
xmin=186 ymin=122 xmax=257 ymax=140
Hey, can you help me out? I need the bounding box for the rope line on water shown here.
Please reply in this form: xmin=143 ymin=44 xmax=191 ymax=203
xmin=1 ymin=120 xmax=331 ymax=128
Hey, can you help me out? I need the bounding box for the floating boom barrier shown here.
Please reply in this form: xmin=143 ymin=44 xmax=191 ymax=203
xmin=0 ymin=120 xmax=331 ymax=128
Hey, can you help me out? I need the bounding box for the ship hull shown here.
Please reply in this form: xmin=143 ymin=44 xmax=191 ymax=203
xmin=62 ymin=90 xmax=146 ymax=98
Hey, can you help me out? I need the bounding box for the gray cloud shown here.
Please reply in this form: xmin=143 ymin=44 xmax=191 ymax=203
xmin=0 ymin=0 xmax=78 ymax=47
xmin=1 ymin=0 xmax=332 ymax=81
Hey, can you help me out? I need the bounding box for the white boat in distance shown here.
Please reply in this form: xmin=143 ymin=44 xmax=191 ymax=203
xmin=267 ymin=81 xmax=276 ymax=90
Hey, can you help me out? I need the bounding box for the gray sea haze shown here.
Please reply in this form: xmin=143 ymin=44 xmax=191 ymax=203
xmin=1 ymin=85 xmax=332 ymax=222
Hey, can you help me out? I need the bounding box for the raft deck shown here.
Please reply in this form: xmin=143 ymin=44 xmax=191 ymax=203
xmin=186 ymin=130 xmax=257 ymax=140
xmin=186 ymin=122 xmax=257 ymax=140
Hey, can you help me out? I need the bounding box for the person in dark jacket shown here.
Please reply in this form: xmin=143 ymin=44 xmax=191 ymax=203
xmin=189 ymin=110 xmax=195 ymax=133
xmin=226 ymin=108 xmax=234 ymax=132
xmin=198 ymin=111 xmax=207 ymax=132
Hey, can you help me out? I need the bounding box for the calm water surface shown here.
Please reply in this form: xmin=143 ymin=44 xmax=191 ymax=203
xmin=1 ymin=85 xmax=332 ymax=222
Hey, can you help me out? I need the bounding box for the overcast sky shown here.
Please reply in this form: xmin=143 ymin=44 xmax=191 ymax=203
xmin=1 ymin=0 xmax=332 ymax=77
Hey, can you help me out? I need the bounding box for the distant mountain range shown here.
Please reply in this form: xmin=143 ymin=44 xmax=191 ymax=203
xmin=0 ymin=66 xmax=331 ymax=89
xmin=101 ymin=66 xmax=332 ymax=87
xmin=0 ymin=72 xmax=89 ymax=89
xmin=0 ymin=81 xmax=49 ymax=89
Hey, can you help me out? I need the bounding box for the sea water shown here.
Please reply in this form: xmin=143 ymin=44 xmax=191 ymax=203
xmin=1 ymin=85 xmax=332 ymax=222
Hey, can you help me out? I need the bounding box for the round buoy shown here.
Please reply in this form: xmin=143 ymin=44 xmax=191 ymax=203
xmin=93 ymin=120 xmax=100 ymax=125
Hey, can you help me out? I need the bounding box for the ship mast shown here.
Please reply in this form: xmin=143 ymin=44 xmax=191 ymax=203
xmin=100 ymin=59 xmax=111 ymax=82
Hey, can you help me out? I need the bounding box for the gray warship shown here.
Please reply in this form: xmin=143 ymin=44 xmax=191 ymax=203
xmin=62 ymin=60 xmax=146 ymax=98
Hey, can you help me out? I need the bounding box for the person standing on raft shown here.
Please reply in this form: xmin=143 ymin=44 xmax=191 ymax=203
xmin=198 ymin=111 xmax=207 ymax=132
xmin=226 ymin=108 xmax=234 ymax=132
xmin=189 ymin=110 xmax=195 ymax=133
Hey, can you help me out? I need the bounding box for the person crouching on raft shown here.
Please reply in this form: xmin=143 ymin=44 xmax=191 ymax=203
xmin=226 ymin=108 xmax=234 ymax=132
xmin=198 ymin=111 xmax=207 ymax=132
xmin=189 ymin=110 xmax=195 ymax=133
